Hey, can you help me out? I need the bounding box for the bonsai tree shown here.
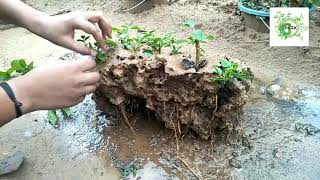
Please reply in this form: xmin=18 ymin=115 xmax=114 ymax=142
xmin=183 ymin=20 xmax=214 ymax=71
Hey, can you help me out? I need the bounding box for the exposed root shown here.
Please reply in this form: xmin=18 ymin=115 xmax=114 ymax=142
xmin=120 ymin=103 xmax=136 ymax=135
xmin=214 ymin=93 xmax=218 ymax=113
xmin=170 ymin=105 xmax=179 ymax=153
xmin=178 ymin=156 xmax=203 ymax=180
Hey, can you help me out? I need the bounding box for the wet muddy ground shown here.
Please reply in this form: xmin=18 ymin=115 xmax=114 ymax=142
xmin=1 ymin=0 xmax=320 ymax=179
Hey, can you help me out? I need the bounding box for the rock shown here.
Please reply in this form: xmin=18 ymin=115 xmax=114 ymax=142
xmin=232 ymin=152 xmax=239 ymax=157
xmin=229 ymin=158 xmax=241 ymax=168
xmin=295 ymin=123 xmax=320 ymax=135
xmin=266 ymin=85 xmax=281 ymax=96
xmin=95 ymin=49 xmax=252 ymax=139
xmin=0 ymin=151 xmax=25 ymax=175
xmin=180 ymin=58 xmax=195 ymax=70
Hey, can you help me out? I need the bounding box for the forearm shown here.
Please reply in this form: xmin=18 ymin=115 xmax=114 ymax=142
xmin=0 ymin=0 xmax=48 ymax=35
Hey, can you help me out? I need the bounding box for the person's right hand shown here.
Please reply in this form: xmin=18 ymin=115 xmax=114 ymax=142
xmin=7 ymin=58 xmax=100 ymax=114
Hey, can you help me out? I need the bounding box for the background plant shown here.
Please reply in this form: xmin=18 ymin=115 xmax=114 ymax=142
xmin=212 ymin=58 xmax=251 ymax=85
xmin=183 ymin=20 xmax=214 ymax=70
xmin=0 ymin=59 xmax=72 ymax=125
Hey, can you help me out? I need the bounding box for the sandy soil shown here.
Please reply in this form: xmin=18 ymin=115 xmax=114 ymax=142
xmin=1 ymin=0 xmax=320 ymax=179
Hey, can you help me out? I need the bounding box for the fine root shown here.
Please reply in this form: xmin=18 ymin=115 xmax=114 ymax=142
xmin=120 ymin=103 xmax=136 ymax=135
xmin=178 ymin=156 xmax=203 ymax=180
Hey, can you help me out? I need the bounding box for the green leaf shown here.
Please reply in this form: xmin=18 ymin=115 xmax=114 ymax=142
xmin=0 ymin=71 xmax=10 ymax=82
xmin=220 ymin=60 xmax=233 ymax=68
xmin=183 ymin=20 xmax=196 ymax=29
xmin=112 ymin=27 xmax=120 ymax=32
xmin=61 ymin=108 xmax=72 ymax=118
xmin=213 ymin=67 xmax=223 ymax=76
xmin=206 ymin=35 xmax=215 ymax=41
xmin=6 ymin=68 xmax=15 ymax=76
xmin=105 ymin=39 xmax=117 ymax=48
xmin=131 ymin=25 xmax=142 ymax=31
xmin=143 ymin=50 xmax=153 ymax=58
xmin=84 ymin=36 xmax=90 ymax=41
xmin=11 ymin=59 xmax=27 ymax=71
xmin=48 ymin=110 xmax=59 ymax=125
xmin=193 ymin=30 xmax=205 ymax=41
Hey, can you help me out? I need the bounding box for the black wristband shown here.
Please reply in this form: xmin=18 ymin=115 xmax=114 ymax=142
xmin=0 ymin=82 xmax=23 ymax=118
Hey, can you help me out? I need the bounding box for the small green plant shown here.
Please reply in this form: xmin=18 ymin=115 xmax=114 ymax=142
xmin=0 ymin=59 xmax=73 ymax=125
xmin=47 ymin=108 xmax=72 ymax=126
xmin=120 ymin=164 xmax=138 ymax=178
xmin=212 ymin=58 xmax=251 ymax=85
xmin=0 ymin=59 xmax=33 ymax=81
xmin=183 ymin=20 xmax=215 ymax=70
xmin=112 ymin=25 xmax=141 ymax=50
xmin=77 ymin=35 xmax=117 ymax=64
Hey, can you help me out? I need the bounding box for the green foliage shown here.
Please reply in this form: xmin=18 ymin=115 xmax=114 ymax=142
xmin=48 ymin=108 xmax=73 ymax=126
xmin=77 ymin=35 xmax=117 ymax=64
xmin=48 ymin=110 xmax=59 ymax=125
xmin=212 ymin=58 xmax=251 ymax=85
xmin=183 ymin=20 xmax=215 ymax=45
xmin=120 ymin=164 xmax=138 ymax=178
xmin=0 ymin=59 xmax=33 ymax=82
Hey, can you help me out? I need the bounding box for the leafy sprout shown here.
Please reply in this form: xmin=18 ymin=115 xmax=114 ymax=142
xmin=183 ymin=20 xmax=215 ymax=71
xmin=212 ymin=58 xmax=251 ymax=85
xmin=120 ymin=164 xmax=138 ymax=178
xmin=77 ymin=35 xmax=117 ymax=64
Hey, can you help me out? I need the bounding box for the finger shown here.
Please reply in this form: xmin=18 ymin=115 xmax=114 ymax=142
xmin=81 ymin=85 xmax=97 ymax=95
xmin=81 ymin=72 xmax=100 ymax=86
xmin=76 ymin=59 xmax=97 ymax=72
xmin=98 ymin=16 xmax=112 ymax=38
xmin=84 ymin=11 xmax=112 ymax=38
xmin=74 ymin=19 xmax=105 ymax=46
xmin=63 ymin=37 xmax=95 ymax=55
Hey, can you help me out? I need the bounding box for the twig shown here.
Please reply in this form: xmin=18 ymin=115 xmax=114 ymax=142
xmin=177 ymin=156 xmax=202 ymax=180
xmin=123 ymin=0 xmax=147 ymax=12
xmin=120 ymin=104 xmax=136 ymax=135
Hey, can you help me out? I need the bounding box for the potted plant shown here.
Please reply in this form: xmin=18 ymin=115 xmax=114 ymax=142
xmin=239 ymin=0 xmax=319 ymax=32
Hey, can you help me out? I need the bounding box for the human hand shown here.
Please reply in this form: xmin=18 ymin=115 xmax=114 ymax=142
xmin=7 ymin=57 xmax=100 ymax=113
xmin=34 ymin=11 xmax=112 ymax=55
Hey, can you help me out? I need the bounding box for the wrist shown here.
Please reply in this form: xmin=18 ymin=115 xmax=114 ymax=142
xmin=7 ymin=76 xmax=34 ymax=114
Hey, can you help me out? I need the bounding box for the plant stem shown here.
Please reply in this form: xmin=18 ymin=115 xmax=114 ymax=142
xmin=195 ymin=40 xmax=200 ymax=70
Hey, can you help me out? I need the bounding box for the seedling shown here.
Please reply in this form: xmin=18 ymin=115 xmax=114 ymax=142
xmin=120 ymin=164 xmax=138 ymax=178
xmin=183 ymin=20 xmax=215 ymax=70
xmin=77 ymin=35 xmax=117 ymax=64
xmin=47 ymin=108 xmax=73 ymax=126
xmin=0 ymin=59 xmax=33 ymax=82
xmin=0 ymin=59 xmax=73 ymax=126
xmin=112 ymin=25 xmax=141 ymax=50
xmin=212 ymin=58 xmax=251 ymax=85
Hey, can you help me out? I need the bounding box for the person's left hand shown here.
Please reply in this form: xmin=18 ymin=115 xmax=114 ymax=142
xmin=35 ymin=11 xmax=112 ymax=55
